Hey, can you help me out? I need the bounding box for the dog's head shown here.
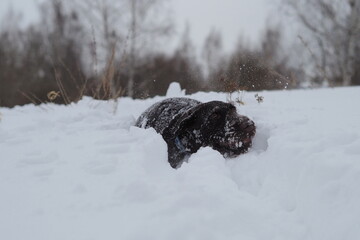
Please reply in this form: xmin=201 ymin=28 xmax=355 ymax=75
xmin=168 ymin=101 xmax=256 ymax=158
xmin=206 ymin=102 xmax=256 ymax=157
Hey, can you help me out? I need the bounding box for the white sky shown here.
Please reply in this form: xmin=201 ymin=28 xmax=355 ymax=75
xmin=0 ymin=0 xmax=40 ymax=24
xmin=0 ymin=0 xmax=278 ymax=53
xmin=171 ymin=0 xmax=276 ymax=52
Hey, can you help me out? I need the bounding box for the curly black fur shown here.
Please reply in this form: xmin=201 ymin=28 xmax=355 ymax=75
xmin=135 ymin=97 xmax=256 ymax=168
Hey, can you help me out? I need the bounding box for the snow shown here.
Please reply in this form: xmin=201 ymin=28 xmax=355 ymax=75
xmin=166 ymin=82 xmax=186 ymax=97
xmin=1 ymin=86 xmax=360 ymax=240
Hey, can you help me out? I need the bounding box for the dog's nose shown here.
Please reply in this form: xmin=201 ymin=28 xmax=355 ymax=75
xmin=240 ymin=120 xmax=256 ymax=137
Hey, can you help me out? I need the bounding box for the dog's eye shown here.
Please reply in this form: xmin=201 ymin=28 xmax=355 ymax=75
xmin=209 ymin=112 xmax=221 ymax=121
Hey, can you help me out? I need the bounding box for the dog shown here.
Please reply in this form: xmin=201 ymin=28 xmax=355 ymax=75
xmin=135 ymin=98 xmax=256 ymax=168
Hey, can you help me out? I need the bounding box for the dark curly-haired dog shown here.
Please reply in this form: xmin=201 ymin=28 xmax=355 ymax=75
xmin=135 ymin=98 xmax=256 ymax=168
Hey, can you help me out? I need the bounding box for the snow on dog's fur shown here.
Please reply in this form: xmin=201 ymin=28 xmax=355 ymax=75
xmin=135 ymin=97 xmax=256 ymax=168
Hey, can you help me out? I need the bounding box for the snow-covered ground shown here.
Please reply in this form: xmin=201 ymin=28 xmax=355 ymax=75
xmin=1 ymin=85 xmax=360 ymax=240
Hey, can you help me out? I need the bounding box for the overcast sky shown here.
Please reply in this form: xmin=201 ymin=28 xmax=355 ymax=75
xmin=171 ymin=0 xmax=276 ymax=51
xmin=0 ymin=0 xmax=278 ymax=53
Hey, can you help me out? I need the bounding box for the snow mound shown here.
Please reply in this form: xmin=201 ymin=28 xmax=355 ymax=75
xmin=1 ymin=87 xmax=360 ymax=240
xmin=166 ymin=82 xmax=186 ymax=97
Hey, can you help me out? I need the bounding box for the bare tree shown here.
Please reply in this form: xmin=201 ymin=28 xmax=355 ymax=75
xmin=261 ymin=27 xmax=281 ymax=66
xmin=127 ymin=0 xmax=137 ymax=98
xmin=260 ymin=25 xmax=301 ymax=88
xmin=72 ymin=0 xmax=172 ymax=98
xmin=124 ymin=0 xmax=173 ymax=97
xmin=201 ymin=29 xmax=224 ymax=79
xmin=70 ymin=0 xmax=124 ymax=98
xmin=284 ymin=0 xmax=360 ymax=86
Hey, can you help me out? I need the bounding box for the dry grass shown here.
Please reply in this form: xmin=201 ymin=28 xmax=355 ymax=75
xmin=18 ymin=90 xmax=49 ymax=111
xmin=47 ymin=91 xmax=61 ymax=101
xmin=227 ymin=90 xmax=246 ymax=106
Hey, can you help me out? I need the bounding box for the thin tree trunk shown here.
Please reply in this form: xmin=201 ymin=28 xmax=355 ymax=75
xmin=128 ymin=0 xmax=136 ymax=98
xmin=342 ymin=0 xmax=359 ymax=86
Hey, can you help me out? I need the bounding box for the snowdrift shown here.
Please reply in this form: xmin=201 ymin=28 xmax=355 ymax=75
xmin=1 ymin=86 xmax=360 ymax=240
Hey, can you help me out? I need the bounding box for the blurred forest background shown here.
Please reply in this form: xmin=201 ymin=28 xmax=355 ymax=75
xmin=0 ymin=0 xmax=359 ymax=107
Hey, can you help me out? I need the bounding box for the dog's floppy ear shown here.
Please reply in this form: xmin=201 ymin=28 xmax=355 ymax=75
xmin=161 ymin=101 xmax=237 ymax=168
xmin=162 ymin=104 xmax=209 ymax=168
xmin=177 ymin=106 xmax=207 ymax=132
xmin=163 ymin=101 xmax=235 ymax=140
xmin=162 ymin=104 xmax=204 ymax=140
xmin=167 ymin=141 xmax=191 ymax=168
xmin=177 ymin=102 xmax=229 ymax=130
